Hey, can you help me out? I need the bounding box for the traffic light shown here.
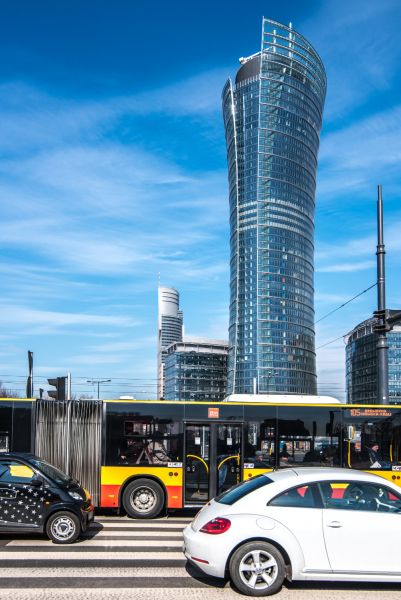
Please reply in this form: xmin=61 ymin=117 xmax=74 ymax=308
xmin=373 ymin=309 xmax=401 ymax=333
xmin=47 ymin=377 xmax=66 ymax=401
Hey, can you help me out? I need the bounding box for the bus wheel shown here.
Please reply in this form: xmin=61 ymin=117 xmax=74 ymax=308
xmin=122 ymin=478 xmax=164 ymax=519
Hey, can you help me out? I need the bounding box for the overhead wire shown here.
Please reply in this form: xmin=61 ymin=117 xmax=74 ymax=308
xmin=315 ymin=283 xmax=377 ymax=324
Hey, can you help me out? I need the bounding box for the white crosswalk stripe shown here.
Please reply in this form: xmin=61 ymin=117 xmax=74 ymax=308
xmin=0 ymin=514 xmax=235 ymax=597
xmin=0 ymin=517 xmax=398 ymax=599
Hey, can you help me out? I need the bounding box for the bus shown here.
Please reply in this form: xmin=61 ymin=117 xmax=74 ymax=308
xmin=100 ymin=399 xmax=401 ymax=517
xmin=2 ymin=397 xmax=401 ymax=518
xmin=0 ymin=398 xmax=35 ymax=453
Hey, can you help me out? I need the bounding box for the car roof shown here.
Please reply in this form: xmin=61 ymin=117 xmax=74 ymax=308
xmin=0 ymin=452 xmax=36 ymax=460
xmin=265 ymin=467 xmax=395 ymax=486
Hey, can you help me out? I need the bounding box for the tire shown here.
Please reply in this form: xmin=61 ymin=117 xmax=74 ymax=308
xmin=46 ymin=511 xmax=81 ymax=544
xmin=229 ymin=541 xmax=286 ymax=596
xmin=122 ymin=478 xmax=164 ymax=519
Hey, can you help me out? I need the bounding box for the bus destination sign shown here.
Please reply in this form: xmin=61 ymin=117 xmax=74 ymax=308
xmin=208 ymin=407 xmax=220 ymax=418
xmin=348 ymin=409 xmax=392 ymax=418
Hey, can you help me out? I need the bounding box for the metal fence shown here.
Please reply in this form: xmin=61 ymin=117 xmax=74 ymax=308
xmin=35 ymin=399 xmax=102 ymax=506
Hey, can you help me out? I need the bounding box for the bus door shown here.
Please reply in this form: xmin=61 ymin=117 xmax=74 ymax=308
xmin=184 ymin=423 xmax=242 ymax=505
xmin=215 ymin=423 xmax=242 ymax=496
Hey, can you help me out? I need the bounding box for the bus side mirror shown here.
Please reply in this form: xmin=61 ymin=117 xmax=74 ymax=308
xmin=31 ymin=476 xmax=42 ymax=487
xmin=347 ymin=426 xmax=355 ymax=441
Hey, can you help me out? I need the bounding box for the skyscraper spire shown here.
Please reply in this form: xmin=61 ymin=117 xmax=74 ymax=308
xmin=222 ymin=18 xmax=326 ymax=395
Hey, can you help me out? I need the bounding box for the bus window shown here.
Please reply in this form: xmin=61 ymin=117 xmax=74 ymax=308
xmin=119 ymin=420 xmax=182 ymax=465
xmin=243 ymin=415 xmax=276 ymax=468
xmin=0 ymin=402 xmax=12 ymax=453
xmin=391 ymin=411 xmax=401 ymax=467
xmin=12 ymin=402 xmax=33 ymax=452
xmin=277 ymin=407 xmax=341 ymax=467
xmin=343 ymin=408 xmax=399 ymax=470
xmin=105 ymin=404 xmax=184 ymax=466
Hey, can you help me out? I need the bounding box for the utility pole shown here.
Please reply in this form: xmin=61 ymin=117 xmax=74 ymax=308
xmin=26 ymin=351 xmax=33 ymax=398
xmin=375 ymin=185 xmax=389 ymax=405
xmin=67 ymin=372 xmax=72 ymax=400
xmin=87 ymin=378 xmax=111 ymax=400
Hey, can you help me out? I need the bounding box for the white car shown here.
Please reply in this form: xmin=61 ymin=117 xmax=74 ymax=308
xmin=183 ymin=468 xmax=401 ymax=596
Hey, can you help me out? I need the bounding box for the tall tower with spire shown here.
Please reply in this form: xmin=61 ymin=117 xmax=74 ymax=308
xmin=222 ymin=18 xmax=326 ymax=395
xmin=157 ymin=286 xmax=183 ymax=398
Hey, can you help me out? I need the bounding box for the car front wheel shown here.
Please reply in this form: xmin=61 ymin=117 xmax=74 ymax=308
xmin=229 ymin=541 xmax=286 ymax=596
xmin=46 ymin=511 xmax=81 ymax=544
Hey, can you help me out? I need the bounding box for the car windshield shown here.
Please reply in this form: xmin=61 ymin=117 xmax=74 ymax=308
xmin=216 ymin=474 xmax=273 ymax=505
xmin=30 ymin=458 xmax=72 ymax=486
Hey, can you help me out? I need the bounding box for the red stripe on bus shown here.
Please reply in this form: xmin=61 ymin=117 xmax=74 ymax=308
xmin=166 ymin=485 xmax=183 ymax=508
xmin=101 ymin=484 xmax=121 ymax=507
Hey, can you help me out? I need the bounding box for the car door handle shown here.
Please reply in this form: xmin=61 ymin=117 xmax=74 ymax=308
xmin=327 ymin=521 xmax=343 ymax=528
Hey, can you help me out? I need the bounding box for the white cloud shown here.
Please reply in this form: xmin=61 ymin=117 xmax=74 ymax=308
xmin=0 ymin=305 xmax=139 ymax=331
xmin=302 ymin=0 xmax=401 ymax=120
xmin=126 ymin=67 xmax=227 ymax=116
xmin=0 ymin=67 xmax=226 ymax=157
xmin=88 ymin=338 xmax=156 ymax=353
xmin=316 ymin=260 xmax=376 ymax=273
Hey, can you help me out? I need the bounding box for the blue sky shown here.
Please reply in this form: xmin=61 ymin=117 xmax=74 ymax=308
xmin=1 ymin=0 xmax=400 ymax=400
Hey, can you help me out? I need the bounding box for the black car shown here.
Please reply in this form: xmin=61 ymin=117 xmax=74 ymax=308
xmin=0 ymin=453 xmax=94 ymax=543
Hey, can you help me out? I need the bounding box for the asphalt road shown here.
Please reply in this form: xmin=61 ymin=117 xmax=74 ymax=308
xmin=0 ymin=512 xmax=399 ymax=599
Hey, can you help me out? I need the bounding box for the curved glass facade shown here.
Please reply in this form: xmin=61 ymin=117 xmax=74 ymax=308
xmin=222 ymin=19 xmax=326 ymax=395
xmin=345 ymin=318 xmax=401 ymax=404
xmin=157 ymin=287 xmax=183 ymax=399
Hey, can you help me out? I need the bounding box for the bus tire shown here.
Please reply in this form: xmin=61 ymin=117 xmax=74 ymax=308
xmin=122 ymin=478 xmax=164 ymax=519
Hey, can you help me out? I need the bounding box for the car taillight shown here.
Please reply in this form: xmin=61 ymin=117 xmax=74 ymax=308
xmin=200 ymin=517 xmax=231 ymax=534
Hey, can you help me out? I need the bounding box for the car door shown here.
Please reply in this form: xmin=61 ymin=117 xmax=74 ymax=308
xmin=266 ymin=482 xmax=330 ymax=571
xmin=321 ymin=480 xmax=401 ymax=574
xmin=0 ymin=460 xmax=44 ymax=528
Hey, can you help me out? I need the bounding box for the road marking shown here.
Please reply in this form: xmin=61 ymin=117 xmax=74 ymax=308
xmin=6 ymin=539 xmax=183 ymax=547
xmin=93 ymin=522 xmax=187 ymax=529
xmin=0 ymin=550 xmax=185 ymax=559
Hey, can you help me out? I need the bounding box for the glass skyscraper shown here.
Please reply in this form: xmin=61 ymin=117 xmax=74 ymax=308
xmin=157 ymin=286 xmax=183 ymax=399
xmin=345 ymin=317 xmax=401 ymax=404
xmin=222 ymin=18 xmax=326 ymax=395
xmin=164 ymin=337 xmax=228 ymax=401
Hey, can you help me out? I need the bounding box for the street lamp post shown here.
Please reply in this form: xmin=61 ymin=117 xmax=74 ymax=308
xmin=86 ymin=379 xmax=111 ymax=400
xmin=375 ymin=186 xmax=389 ymax=405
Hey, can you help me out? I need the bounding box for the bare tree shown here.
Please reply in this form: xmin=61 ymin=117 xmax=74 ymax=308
xmin=0 ymin=381 xmax=20 ymax=398
xmin=68 ymin=393 xmax=95 ymax=401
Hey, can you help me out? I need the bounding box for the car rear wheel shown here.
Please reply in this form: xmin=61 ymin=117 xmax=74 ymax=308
xmin=122 ymin=478 xmax=164 ymax=519
xmin=229 ymin=541 xmax=286 ymax=596
xmin=46 ymin=511 xmax=81 ymax=544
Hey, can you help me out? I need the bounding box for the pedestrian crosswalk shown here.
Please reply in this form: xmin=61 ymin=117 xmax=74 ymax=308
xmin=0 ymin=518 xmax=399 ymax=600
xmin=0 ymin=514 xmax=237 ymax=599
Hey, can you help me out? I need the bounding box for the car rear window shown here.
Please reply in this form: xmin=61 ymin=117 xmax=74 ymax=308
xmin=216 ymin=475 xmax=273 ymax=505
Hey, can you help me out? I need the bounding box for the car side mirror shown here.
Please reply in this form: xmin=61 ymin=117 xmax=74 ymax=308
xmin=31 ymin=476 xmax=42 ymax=487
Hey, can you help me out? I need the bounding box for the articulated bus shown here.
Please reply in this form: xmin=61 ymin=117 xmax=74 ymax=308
xmin=101 ymin=398 xmax=401 ymax=517
xmin=2 ymin=397 xmax=401 ymax=518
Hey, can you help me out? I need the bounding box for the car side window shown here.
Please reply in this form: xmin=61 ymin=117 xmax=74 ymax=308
xmin=268 ymin=484 xmax=320 ymax=508
xmin=319 ymin=481 xmax=401 ymax=513
xmin=0 ymin=461 xmax=35 ymax=484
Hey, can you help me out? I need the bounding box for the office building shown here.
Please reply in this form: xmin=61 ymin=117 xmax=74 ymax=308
xmin=164 ymin=337 xmax=228 ymax=401
xmin=157 ymin=287 xmax=183 ymax=399
xmin=345 ymin=316 xmax=401 ymax=404
xmin=222 ymin=18 xmax=326 ymax=395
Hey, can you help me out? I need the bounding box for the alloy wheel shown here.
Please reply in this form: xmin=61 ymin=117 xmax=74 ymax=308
xmin=238 ymin=549 xmax=279 ymax=590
